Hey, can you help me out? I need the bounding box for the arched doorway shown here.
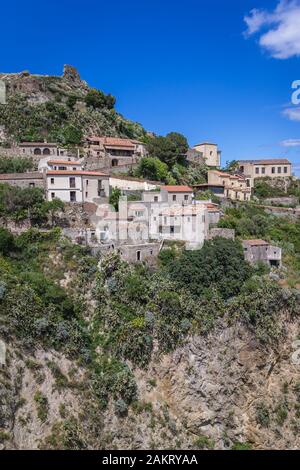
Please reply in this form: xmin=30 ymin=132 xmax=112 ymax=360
xmin=43 ymin=148 xmax=50 ymax=155
xmin=34 ymin=148 xmax=42 ymax=155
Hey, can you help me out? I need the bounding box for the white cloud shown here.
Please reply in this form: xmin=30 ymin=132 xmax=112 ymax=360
xmin=280 ymin=138 xmax=300 ymax=146
xmin=244 ymin=1 xmax=300 ymax=59
xmin=282 ymin=106 xmax=300 ymax=120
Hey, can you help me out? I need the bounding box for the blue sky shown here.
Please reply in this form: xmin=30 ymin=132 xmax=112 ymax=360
xmin=1 ymin=0 xmax=300 ymax=175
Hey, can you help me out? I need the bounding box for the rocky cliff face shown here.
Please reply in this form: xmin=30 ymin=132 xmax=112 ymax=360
xmin=2 ymin=314 xmax=300 ymax=450
xmin=0 ymin=65 xmax=145 ymax=144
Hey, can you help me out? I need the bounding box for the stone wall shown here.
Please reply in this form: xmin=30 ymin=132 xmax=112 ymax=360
xmin=208 ymin=228 xmax=235 ymax=240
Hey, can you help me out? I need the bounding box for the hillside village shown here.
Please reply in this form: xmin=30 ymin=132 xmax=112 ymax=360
xmin=1 ymin=66 xmax=300 ymax=451
xmin=0 ymin=130 xmax=297 ymax=266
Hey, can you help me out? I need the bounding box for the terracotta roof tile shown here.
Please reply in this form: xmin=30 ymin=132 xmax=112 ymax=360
xmin=46 ymin=170 xmax=108 ymax=177
xmin=162 ymin=185 xmax=193 ymax=193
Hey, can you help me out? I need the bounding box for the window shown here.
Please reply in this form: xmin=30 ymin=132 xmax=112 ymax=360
xmin=277 ymin=167 xmax=281 ymax=174
xmin=50 ymin=178 xmax=54 ymax=184
xmin=73 ymin=167 xmax=77 ymax=171
xmin=70 ymin=191 xmax=76 ymax=202
xmin=284 ymin=167 xmax=288 ymax=174
xmin=272 ymin=167 xmax=275 ymax=174
xmin=29 ymin=182 xmax=35 ymax=187
xmin=136 ymin=250 xmax=141 ymax=261
xmin=172 ymin=195 xmax=177 ymax=201
xmin=170 ymin=226 xmax=175 ymax=234
xmin=70 ymin=177 xmax=76 ymax=188
xmin=51 ymin=192 xmax=55 ymax=199
xmin=246 ymin=179 xmax=250 ymax=187
xmin=154 ymin=196 xmax=158 ymax=202
xmin=184 ymin=195 xmax=189 ymax=201
xmin=261 ymin=167 xmax=265 ymax=174
xmin=150 ymin=250 xmax=153 ymax=255
xmin=85 ymin=192 xmax=88 ymax=198
xmin=255 ymin=167 xmax=260 ymax=174
xmin=86 ymin=180 xmax=89 ymax=186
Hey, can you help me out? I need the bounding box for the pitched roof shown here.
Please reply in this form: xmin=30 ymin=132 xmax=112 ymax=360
xmin=0 ymin=172 xmax=44 ymax=180
xmin=46 ymin=170 xmax=108 ymax=177
xmin=162 ymin=185 xmax=193 ymax=193
xmin=243 ymin=239 xmax=269 ymax=247
xmin=19 ymin=142 xmax=58 ymax=147
xmin=238 ymin=159 xmax=291 ymax=165
xmin=194 ymin=142 xmax=217 ymax=147
xmin=47 ymin=160 xmax=82 ymax=165
xmin=87 ymin=136 xmax=135 ymax=148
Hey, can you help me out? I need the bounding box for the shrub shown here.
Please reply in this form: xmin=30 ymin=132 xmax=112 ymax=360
xmin=0 ymin=228 xmax=15 ymax=255
xmin=34 ymin=391 xmax=49 ymax=423
xmin=194 ymin=435 xmax=215 ymax=449
xmin=168 ymin=238 xmax=252 ymax=300
xmin=256 ymin=403 xmax=270 ymax=428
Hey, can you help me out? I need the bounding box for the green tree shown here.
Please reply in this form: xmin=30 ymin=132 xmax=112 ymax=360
xmin=61 ymin=125 xmax=83 ymax=145
xmin=85 ymin=89 xmax=115 ymax=110
xmin=135 ymin=157 xmax=169 ymax=182
xmin=168 ymin=238 xmax=252 ymax=300
xmin=0 ymin=157 xmax=34 ymax=174
xmin=0 ymin=227 xmax=15 ymax=255
xmin=109 ymin=187 xmax=122 ymax=211
xmin=146 ymin=132 xmax=188 ymax=168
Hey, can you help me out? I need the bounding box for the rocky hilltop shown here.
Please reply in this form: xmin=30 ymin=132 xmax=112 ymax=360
xmin=0 ymin=65 xmax=145 ymax=145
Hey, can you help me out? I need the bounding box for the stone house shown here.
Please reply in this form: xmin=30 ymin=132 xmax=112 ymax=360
xmin=46 ymin=170 xmax=109 ymax=203
xmin=238 ymin=159 xmax=292 ymax=186
xmin=0 ymin=171 xmax=45 ymax=189
xmin=85 ymin=136 xmax=147 ymax=170
xmin=207 ymin=170 xmax=251 ymax=201
xmin=43 ymin=159 xmax=84 ymax=171
xmin=242 ymin=239 xmax=282 ymax=267
xmin=18 ymin=142 xmax=59 ymax=157
xmin=189 ymin=142 xmax=221 ymax=167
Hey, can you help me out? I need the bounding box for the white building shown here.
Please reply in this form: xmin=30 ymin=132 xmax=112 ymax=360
xmin=46 ymin=170 xmax=109 ymax=203
xmin=109 ymin=175 xmax=160 ymax=192
xmin=39 ymin=159 xmax=84 ymax=172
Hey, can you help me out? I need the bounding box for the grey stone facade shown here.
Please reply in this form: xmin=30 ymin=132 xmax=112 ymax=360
xmin=242 ymin=239 xmax=282 ymax=267
xmin=0 ymin=171 xmax=45 ymax=189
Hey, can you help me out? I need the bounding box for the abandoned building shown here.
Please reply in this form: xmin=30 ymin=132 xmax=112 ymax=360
xmin=0 ymin=171 xmax=45 ymax=189
xmin=85 ymin=136 xmax=147 ymax=171
xmin=242 ymin=239 xmax=282 ymax=267
xmin=207 ymin=170 xmax=251 ymax=201
xmin=238 ymin=159 xmax=292 ymax=186
xmin=188 ymin=142 xmax=221 ymax=167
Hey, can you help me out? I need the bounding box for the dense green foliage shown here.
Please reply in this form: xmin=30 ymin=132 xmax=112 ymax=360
xmin=254 ymin=177 xmax=300 ymax=203
xmin=134 ymin=157 xmax=171 ymax=183
xmin=218 ymin=204 xmax=300 ymax=286
xmin=0 ymin=156 xmax=34 ymax=173
xmin=85 ymin=89 xmax=116 ymax=110
xmin=165 ymin=238 xmax=253 ymax=300
xmin=0 ymin=183 xmax=64 ymax=224
xmin=146 ymin=132 xmax=188 ymax=168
